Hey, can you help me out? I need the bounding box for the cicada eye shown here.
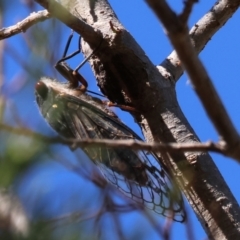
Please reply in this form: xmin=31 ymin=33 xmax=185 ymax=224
xmin=35 ymin=81 xmax=49 ymax=100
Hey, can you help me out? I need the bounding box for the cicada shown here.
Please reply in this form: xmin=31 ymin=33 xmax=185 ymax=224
xmin=35 ymin=32 xmax=185 ymax=222
xmin=35 ymin=77 xmax=185 ymax=222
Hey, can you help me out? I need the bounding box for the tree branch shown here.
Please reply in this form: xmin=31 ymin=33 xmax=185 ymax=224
xmin=34 ymin=0 xmax=102 ymax=46
xmin=179 ymin=0 xmax=198 ymax=23
xmin=0 ymin=10 xmax=51 ymax=40
xmin=161 ymin=0 xmax=240 ymax=81
xmin=146 ymin=0 xmax=240 ymax=238
xmin=0 ymin=123 xmax=227 ymax=155
xmin=146 ymin=0 xmax=240 ymax=160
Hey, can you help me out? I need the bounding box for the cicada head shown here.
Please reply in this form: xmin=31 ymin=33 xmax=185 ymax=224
xmin=35 ymin=77 xmax=86 ymax=138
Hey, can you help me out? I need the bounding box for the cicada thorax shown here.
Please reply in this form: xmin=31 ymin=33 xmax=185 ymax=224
xmin=35 ymin=32 xmax=186 ymax=222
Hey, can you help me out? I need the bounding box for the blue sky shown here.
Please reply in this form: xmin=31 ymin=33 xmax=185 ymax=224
xmin=2 ymin=1 xmax=240 ymax=239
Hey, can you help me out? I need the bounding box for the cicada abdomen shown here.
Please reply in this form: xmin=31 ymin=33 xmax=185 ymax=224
xmin=35 ymin=77 xmax=186 ymax=222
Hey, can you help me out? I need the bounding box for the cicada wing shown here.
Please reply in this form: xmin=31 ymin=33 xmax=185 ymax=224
xmin=63 ymin=98 xmax=185 ymax=222
xmin=95 ymin=150 xmax=185 ymax=222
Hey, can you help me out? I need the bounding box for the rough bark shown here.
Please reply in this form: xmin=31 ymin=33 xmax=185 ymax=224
xmin=34 ymin=0 xmax=240 ymax=239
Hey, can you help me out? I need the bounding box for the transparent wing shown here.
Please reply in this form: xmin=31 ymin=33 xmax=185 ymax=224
xmin=60 ymin=95 xmax=185 ymax=222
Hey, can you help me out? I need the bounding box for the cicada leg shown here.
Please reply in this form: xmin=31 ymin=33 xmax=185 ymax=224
xmin=54 ymin=31 xmax=88 ymax=91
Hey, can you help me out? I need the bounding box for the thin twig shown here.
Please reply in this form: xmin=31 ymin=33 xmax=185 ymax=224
xmin=34 ymin=0 xmax=102 ymax=46
xmin=0 ymin=10 xmax=51 ymax=40
xmin=0 ymin=123 xmax=227 ymax=155
xmin=179 ymin=0 xmax=198 ymax=23
xmin=161 ymin=0 xmax=240 ymax=81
